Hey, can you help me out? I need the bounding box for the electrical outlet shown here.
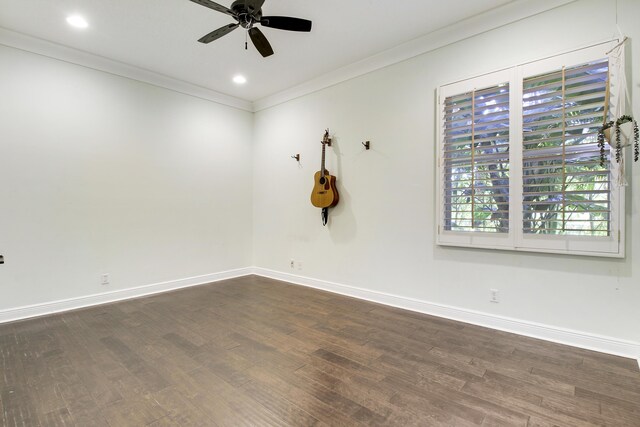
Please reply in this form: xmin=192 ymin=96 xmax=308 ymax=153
xmin=101 ymin=274 xmax=110 ymax=286
xmin=290 ymin=259 xmax=295 ymax=269
xmin=490 ymin=288 xmax=499 ymax=303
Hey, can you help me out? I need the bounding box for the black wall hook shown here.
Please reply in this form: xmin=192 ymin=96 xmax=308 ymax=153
xmin=362 ymin=141 xmax=370 ymax=150
xmin=291 ymin=154 xmax=300 ymax=162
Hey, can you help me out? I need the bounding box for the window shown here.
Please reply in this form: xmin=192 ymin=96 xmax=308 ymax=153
xmin=522 ymin=59 xmax=610 ymax=237
xmin=443 ymin=82 xmax=510 ymax=234
xmin=437 ymin=43 xmax=624 ymax=257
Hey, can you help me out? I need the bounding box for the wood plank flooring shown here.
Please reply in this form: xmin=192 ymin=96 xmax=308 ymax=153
xmin=1 ymin=275 xmax=639 ymax=426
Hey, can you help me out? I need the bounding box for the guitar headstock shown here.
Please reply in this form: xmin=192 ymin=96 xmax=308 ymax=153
xmin=322 ymin=129 xmax=332 ymax=147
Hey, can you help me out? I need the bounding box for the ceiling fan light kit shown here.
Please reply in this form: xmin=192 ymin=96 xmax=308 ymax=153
xmin=189 ymin=0 xmax=312 ymax=57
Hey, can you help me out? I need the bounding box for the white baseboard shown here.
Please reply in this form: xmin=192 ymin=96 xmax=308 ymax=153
xmin=0 ymin=267 xmax=253 ymax=324
xmin=3 ymin=266 xmax=639 ymax=363
xmin=253 ymin=267 xmax=640 ymax=361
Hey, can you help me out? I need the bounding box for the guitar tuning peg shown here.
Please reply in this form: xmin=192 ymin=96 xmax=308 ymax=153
xmin=322 ymin=129 xmax=332 ymax=147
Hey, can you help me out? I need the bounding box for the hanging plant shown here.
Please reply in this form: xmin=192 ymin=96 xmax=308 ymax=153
xmin=597 ymin=115 xmax=639 ymax=167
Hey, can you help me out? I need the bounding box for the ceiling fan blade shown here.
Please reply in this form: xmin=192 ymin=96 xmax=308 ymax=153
xmin=244 ymin=0 xmax=265 ymax=15
xmin=189 ymin=0 xmax=236 ymax=17
xmin=248 ymin=27 xmax=274 ymax=57
xmin=260 ymin=16 xmax=312 ymax=32
xmin=198 ymin=23 xmax=239 ymax=44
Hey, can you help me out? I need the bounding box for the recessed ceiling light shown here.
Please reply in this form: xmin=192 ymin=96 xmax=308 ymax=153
xmin=232 ymin=75 xmax=247 ymax=85
xmin=66 ymin=15 xmax=89 ymax=29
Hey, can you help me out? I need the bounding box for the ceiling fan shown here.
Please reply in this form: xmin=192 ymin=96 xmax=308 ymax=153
xmin=189 ymin=0 xmax=312 ymax=58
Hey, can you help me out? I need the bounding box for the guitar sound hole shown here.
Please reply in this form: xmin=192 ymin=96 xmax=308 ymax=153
xmin=319 ymin=177 xmax=326 ymax=185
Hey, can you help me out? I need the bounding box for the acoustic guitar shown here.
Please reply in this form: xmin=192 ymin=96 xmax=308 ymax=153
xmin=310 ymin=130 xmax=339 ymax=208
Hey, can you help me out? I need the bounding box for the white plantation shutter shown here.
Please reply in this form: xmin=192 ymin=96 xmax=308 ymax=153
xmin=522 ymin=59 xmax=610 ymax=237
xmin=437 ymin=42 xmax=624 ymax=257
xmin=442 ymin=84 xmax=510 ymax=233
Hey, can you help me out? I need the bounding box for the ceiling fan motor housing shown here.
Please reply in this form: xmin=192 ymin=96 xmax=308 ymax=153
xmin=231 ymin=0 xmax=261 ymax=28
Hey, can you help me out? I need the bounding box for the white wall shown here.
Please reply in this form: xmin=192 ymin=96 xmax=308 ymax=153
xmin=0 ymin=0 xmax=637 ymax=356
xmin=0 ymin=44 xmax=253 ymax=311
xmin=253 ymin=0 xmax=640 ymax=347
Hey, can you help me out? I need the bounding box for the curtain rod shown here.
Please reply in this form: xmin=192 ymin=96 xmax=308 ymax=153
xmin=606 ymin=36 xmax=628 ymax=55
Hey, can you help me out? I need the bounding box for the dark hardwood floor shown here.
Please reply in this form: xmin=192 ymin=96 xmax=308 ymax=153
xmin=1 ymin=275 xmax=639 ymax=426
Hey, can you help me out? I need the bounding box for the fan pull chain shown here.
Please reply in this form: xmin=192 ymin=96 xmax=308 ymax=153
xmin=245 ymin=31 xmax=248 ymax=50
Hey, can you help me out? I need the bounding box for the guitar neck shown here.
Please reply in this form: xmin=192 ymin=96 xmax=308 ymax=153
xmin=321 ymin=142 xmax=326 ymax=176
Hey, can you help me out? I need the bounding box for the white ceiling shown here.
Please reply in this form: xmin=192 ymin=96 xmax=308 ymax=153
xmin=0 ymin=0 xmax=517 ymax=103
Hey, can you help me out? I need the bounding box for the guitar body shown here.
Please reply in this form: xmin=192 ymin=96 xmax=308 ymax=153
xmin=310 ymin=169 xmax=339 ymax=208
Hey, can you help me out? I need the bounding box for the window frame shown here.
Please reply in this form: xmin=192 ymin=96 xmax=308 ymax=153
xmin=436 ymin=43 xmax=625 ymax=258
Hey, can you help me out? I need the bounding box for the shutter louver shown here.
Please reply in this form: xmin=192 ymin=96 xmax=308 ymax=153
xmin=522 ymin=59 xmax=610 ymax=236
xmin=442 ymin=83 xmax=510 ymax=233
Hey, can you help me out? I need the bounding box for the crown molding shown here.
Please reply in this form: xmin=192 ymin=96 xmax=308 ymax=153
xmin=253 ymin=0 xmax=578 ymax=112
xmin=0 ymin=27 xmax=253 ymax=112
xmin=1 ymin=0 xmax=578 ymax=114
